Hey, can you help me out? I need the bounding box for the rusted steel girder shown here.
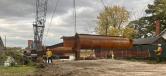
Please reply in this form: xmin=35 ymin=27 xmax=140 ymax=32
xmin=63 ymin=34 xmax=133 ymax=49
xmin=62 ymin=34 xmax=133 ymax=60
xmin=76 ymin=34 xmax=133 ymax=49
xmin=51 ymin=47 xmax=73 ymax=54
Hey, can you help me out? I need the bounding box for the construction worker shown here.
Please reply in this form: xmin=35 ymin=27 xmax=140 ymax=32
xmin=155 ymin=44 xmax=163 ymax=62
xmin=46 ymin=49 xmax=53 ymax=63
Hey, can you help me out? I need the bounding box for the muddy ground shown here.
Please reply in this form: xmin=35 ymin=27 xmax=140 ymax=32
xmin=35 ymin=59 xmax=166 ymax=76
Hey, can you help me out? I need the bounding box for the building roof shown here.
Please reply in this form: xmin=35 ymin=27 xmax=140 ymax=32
xmin=133 ymin=28 xmax=166 ymax=45
xmin=76 ymin=33 xmax=122 ymax=38
xmin=159 ymin=28 xmax=166 ymax=39
xmin=133 ymin=37 xmax=159 ymax=45
xmin=62 ymin=36 xmax=75 ymax=40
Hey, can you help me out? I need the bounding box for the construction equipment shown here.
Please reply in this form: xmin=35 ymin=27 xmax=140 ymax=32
xmin=33 ymin=0 xmax=48 ymax=54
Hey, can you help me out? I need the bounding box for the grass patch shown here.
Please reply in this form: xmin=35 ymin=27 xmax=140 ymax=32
xmin=0 ymin=65 xmax=36 ymax=76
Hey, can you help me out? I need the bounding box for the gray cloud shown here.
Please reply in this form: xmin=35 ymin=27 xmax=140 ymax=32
xmin=0 ymin=0 xmax=154 ymax=47
xmin=0 ymin=0 xmax=34 ymax=18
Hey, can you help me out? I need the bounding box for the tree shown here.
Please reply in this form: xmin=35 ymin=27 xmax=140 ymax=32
xmin=107 ymin=27 xmax=136 ymax=39
xmin=96 ymin=5 xmax=136 ymax=38
xmin=145 ymin=0 xmax=166 ymax=33
xmin=122 ymin=27 xmax=137 ymax=39
xmin=128 ymin=17 xmax=153 ymax=38
xmin=128 ymin=0 xmax=166 ymax=38
xmin=96 ymin=6 xmax=136 ymax=38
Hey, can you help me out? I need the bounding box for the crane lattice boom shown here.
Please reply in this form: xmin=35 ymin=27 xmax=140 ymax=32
xmin=33 ymin=0 xmax=48 ymax=51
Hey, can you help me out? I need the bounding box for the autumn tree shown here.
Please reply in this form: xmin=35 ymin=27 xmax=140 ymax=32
xmin=96 ymin=6 xmax=129 ymax=35
xmin=122 ymin=27 xmax=137 ymax=39
xmin=96 ymin=5 xmax=136 ymax=38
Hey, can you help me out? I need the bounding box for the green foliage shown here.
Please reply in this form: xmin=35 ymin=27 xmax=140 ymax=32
xmin=145 ymin=0 xmax=166 ymax=31
xmin=123 ymin=27 xmax=137 ymax=39
xmin=96 ymin=5 xmax=129 ymax=35
xmin=0 ymin=51 xmax=7 ymax=65
xmin=128 ymin=0 xmax=166 ymax=38
xmin=128 ymin=17 xmax=154 ymax=38
xmin=0 ymin=47 xmax=24 ymax=65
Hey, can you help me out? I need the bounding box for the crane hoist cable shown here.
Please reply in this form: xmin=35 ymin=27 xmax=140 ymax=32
xmin=73 ymin=0 xmax=77 ymax=34
xmin=43 ymin=0 xmax=60 ymax=44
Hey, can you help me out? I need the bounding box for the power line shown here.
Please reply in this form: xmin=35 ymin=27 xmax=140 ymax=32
xmin=43 ymin=0 xmax=60 ymax=44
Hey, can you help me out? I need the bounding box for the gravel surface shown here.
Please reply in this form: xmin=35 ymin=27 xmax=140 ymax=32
xmin=35 ymin=59 xmax=166 ymax=76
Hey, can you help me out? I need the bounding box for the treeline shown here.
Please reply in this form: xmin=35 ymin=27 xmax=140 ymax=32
xmin=96 ymin=0 xmax=166 ymax=39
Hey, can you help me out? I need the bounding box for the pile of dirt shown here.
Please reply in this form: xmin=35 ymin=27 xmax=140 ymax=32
xmin=34 ymin=59 xmax=166 ymax=76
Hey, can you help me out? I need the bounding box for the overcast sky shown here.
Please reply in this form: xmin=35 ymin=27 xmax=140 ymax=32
xmin=0 ymin=0 xmax=154 ymax=48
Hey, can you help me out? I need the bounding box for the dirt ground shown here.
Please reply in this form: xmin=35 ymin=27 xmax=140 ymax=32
xmin=36 ymin=59 xmax=166 ymax=76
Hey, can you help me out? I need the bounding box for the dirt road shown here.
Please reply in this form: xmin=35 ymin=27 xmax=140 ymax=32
xmin=36 ymin=59 xmax=166 ymax=76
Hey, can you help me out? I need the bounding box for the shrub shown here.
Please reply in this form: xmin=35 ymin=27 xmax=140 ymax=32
xmin=0 ymin=51 xmax=7 ymax=65
xmin=0 ymin=47 xmax=24 ymax=65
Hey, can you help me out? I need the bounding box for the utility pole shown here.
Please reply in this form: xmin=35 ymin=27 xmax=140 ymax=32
xmin=33 ymin=0 xmax=48 ymax=53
